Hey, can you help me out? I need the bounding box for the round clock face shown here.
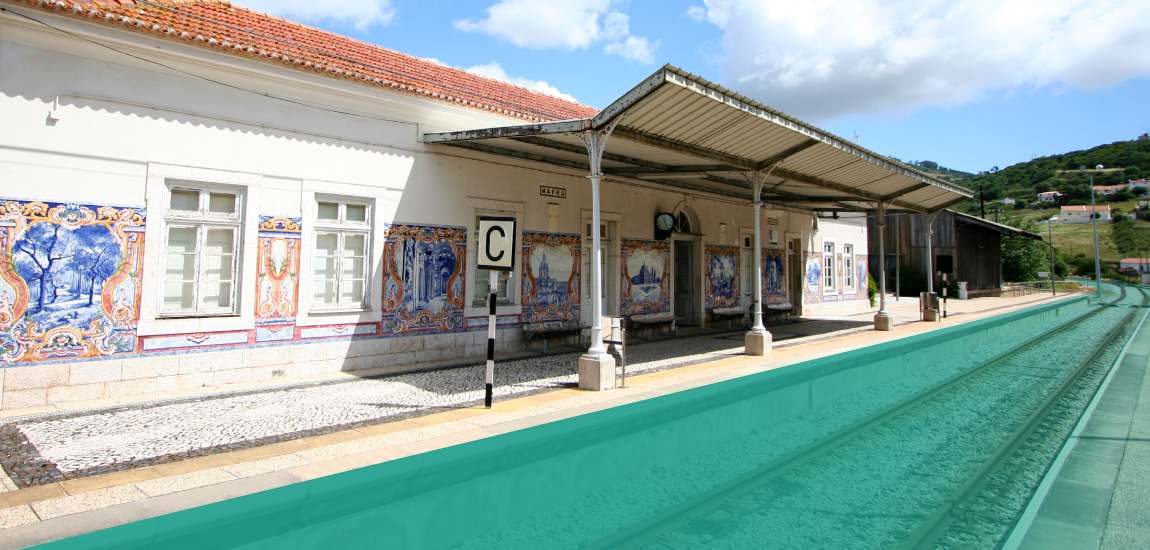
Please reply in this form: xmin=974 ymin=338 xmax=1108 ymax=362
xmin=656 ymin=213 xmax=675 ymax=231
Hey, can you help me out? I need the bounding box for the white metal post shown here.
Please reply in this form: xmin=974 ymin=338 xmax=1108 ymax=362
xmin=925 ymin=212 xmax=936 ymax=294
xmin=588 ymin=171 xmax=607 ymax=356
xmin=751 ymin=173 xmax=766 ymax=334
xmin=1090 ymin=174 xmax=1102 ymax=297
xmin=576 ymin=120 xmax=621 ymax=389
xmin=874 ymin=201 xmax=892 ymax=330
xmin=1047 ymin=218 xmax=1057 ymax=296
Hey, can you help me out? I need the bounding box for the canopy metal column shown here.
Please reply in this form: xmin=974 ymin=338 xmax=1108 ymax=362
xmin=923 ymin=211 xmax=940 ymax=322
xmin=576 ymin=119 xmax=621 ymax=391
xmin=874 ymin=201 xmax=893 ymax=331
xmin=746 ymin=171 xmax=772 ymax=355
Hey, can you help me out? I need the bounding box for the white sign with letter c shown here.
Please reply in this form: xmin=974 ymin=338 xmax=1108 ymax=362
xmin=477 ymin=217 xmax=516 ymax=271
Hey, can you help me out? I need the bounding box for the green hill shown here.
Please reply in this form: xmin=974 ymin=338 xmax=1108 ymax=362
xmin=948 ymin=135 xmax=1150 ymax=212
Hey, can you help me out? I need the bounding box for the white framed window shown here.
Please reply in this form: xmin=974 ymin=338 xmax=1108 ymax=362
xmin=161 ymin=183 xmax=243 ymax=316
xmin=473 ymin=214 xmax=515 ymax=305
xmin=823 ymin=241 xmax=836 ymax=290
xmin=312 ymin=197 xmax=372 ymax=311
xmin=843 ymin=243 xmax=855 ymax=290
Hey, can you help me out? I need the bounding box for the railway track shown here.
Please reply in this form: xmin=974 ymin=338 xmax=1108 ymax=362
xmin=582 ymin=284 xmax=1144 ymax=550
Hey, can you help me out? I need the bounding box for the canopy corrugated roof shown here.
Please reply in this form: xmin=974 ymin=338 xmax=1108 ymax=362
xmin=425 ymin=65 xmax=974 ymax=213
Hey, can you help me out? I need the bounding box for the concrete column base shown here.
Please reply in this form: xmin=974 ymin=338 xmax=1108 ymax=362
xmin=745 ymin=331 xmax=772 ymax=356
xmin=874 ymin=313 xmax=894 ymax=331
xmin=924 ymin=309 xmax=940 ymax=322
xmin=578 ymin=353 xmax=616 ymax=391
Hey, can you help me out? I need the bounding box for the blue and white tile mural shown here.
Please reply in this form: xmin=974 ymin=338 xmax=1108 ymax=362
xmin=762 ymin=248 xmax=788 ymax=306
xmin=381 ymin=224 xmax=466 ymax=334
xmin=704 ymin=245 xmax=739 ymax=311
xmin=803 ymin=251 xmax=823 ymax=304
xmin=521 ymin=232 xmax=580 ymax=323
xmin=0 ymin=199 xmax=145 ymax=363
xmin=620 ymin=239 xmax=670 ymax=317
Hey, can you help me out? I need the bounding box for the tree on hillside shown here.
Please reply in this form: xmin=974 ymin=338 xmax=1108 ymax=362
xmin=1000 ymin=216 xmax=1048 ymax=282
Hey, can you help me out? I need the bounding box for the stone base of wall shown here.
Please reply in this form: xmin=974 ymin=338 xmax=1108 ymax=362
xmin=0 ymin=329 xmax=525 ymax=412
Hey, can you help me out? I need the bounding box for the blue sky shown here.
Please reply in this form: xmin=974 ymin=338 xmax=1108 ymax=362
xmin=241 ymin=0 xmax=1150 ymax=174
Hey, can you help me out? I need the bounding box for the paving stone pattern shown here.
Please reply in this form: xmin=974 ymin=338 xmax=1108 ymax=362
xmin=1 ymin=334 xmax=746 ymax=487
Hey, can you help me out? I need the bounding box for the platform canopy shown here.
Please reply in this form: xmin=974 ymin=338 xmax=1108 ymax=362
xmin=424 ymin=65 xmax=974 ymax=213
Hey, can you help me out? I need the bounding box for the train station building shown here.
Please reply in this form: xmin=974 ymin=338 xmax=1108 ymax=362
xmin=0 ymin=0 xmax=971 ymax=408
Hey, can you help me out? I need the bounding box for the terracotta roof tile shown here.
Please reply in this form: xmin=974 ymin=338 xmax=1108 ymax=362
xmin=11 ymin=0 xmax=599 ymax=122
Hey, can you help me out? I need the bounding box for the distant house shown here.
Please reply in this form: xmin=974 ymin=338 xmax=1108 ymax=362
xmin=999 ymin=198 xmax=1016 ymax=205
xmin=1092 ymin=184 xmax=1127 ymax=196
xmin=1038 ymin=191 xmax=1063 ymax=203
xmin=1120 ymin=258 xmax=1150 ymax=273
xmin=1059 ymin=205 xmax=1112 ymax=223
xmin=1130 ymin=179 xmax=1149 ymax=191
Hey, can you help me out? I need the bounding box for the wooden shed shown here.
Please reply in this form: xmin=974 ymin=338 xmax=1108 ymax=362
xmin=867 ymin=210 xmax=1042 ymax=294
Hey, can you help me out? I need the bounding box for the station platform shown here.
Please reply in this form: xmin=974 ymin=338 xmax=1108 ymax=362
xmin=0 ymin=289 xmax=1092 ymax=547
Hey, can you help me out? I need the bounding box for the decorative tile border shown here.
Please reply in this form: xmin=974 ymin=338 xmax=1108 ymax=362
xmin=140 ymin=330 xmax=251 ymax=352
xmin=298 ymin=323 xmax=377 ymax=340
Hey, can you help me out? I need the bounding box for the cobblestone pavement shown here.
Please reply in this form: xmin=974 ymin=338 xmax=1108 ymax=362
xmin=1 ymin=332 xmax=754 ymax=488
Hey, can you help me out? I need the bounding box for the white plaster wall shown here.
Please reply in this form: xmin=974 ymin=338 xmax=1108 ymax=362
xmin=0 ymin=11 xmax=876 ymax=409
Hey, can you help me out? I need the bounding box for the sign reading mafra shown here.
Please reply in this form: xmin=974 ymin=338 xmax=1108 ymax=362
xmin=477 ymin=216 xmax=516 ymax=271
xmin=539 ymin=185 xmax=566 ymax=199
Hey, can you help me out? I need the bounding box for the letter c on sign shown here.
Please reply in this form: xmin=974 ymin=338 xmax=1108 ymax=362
xmin=485 ymin=225 xmax=505 ymax=262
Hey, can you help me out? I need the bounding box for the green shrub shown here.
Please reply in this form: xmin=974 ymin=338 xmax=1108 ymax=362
xmin=867 ymin=273 xmax=877 ymax=307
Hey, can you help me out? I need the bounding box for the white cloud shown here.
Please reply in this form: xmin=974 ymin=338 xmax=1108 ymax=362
xmin=466 ymin=62 xmax=579 ymax=103
xmin=456 ymin=0 xmax=658 ymax=63
xmin=685 ymin=6 xmax=707 ymax=21
xmin=694 ymin=0 xmax=1150 ymax=121
xmin=604 ymin=36 xmax=660 ymax=64
xmin=239 ymin=0 xmax=395 ymax=30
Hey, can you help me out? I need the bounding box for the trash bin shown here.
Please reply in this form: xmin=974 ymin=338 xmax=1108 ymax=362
xmin=957 ymin=282 xmax=969 ymax=300
xmin=920 ymin=292 xmax=940 ymax=322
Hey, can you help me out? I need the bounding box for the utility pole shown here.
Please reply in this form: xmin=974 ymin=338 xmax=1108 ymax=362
xmin=980 ymin=186 xmax=986 ymax=220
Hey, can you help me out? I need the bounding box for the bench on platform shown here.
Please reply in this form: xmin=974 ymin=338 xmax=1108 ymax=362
xmin=764 ymin=303 xmax=794 ymax=322
xmin=629 ymin=313 xmax=683 ymax=340
xmin=710 ymin=307 xmax=747 ymax=330
xmin=522 ymin=321 xmax=589 ymax=353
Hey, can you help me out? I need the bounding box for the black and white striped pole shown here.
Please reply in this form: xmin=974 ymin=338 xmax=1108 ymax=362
xmin=476 ymin=216 xmax=516 ymax=409
xmin=485 ymin=273 xmax=497 ymax=408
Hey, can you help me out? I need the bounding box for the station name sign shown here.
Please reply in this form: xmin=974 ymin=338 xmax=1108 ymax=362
xmin=539 ymin=185 xmax=566 ymax=199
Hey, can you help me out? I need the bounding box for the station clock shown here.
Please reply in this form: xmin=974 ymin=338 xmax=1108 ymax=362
xmin=654 ymin=212 xmax=675 ymax=240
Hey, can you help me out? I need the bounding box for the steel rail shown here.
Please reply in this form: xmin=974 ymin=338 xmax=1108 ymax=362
xmin=899 ymin=284 xmax=1146 ymax=550
xmin=581 ymin=289 xmax=1125 ymax=550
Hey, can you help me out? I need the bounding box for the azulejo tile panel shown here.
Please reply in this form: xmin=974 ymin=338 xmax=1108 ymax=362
xmin=521 ymin=232 xmax=581 ymax=324
xmin=0 ymin=199 xmax=145 ymax=363
xmin=803 ymin=251 xmax=822 ymax=304
xmin=761 ymin=248 xmax=788 ymax=306
xmin=620 ymin=239 xmax=670 ymax=317
xmin=381 ymin=224 xmax=467 ymax=334
xmin=255 ymin=215 xmax=302 ymax=326
xmin=705 ymin=245 xmax=740 ymax=312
